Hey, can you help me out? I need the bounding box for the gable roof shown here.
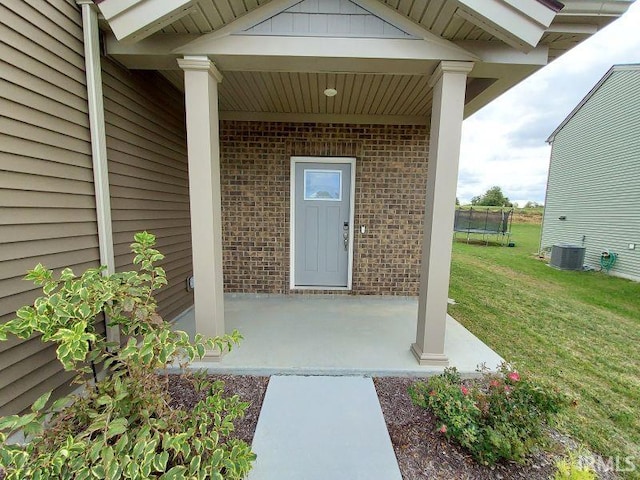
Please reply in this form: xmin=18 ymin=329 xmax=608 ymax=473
xmin=547 ymin=63 xmax=640 ymax=143
xmin=97 ymin=0 xmax=564 ymax=48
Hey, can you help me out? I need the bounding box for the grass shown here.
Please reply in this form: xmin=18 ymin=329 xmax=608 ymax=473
xmin=448 ymin=222 xmax=640 ymax=478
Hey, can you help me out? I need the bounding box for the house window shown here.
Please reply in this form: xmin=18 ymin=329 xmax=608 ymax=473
xmin=303 ymin=170 xmax=342 ymax=201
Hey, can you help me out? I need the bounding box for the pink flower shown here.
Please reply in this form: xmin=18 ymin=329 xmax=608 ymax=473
xmin=508 ymin=372 xmax=521 ymax=382
xmin=489 ymin=379 xmax=500 ymax=388
xmin=504 ymin=385 xmax=511 ymax=393
xmin=460 ymin=386 xmax=469 ymax=396
xmin=439 ymin=424 xmax=447 ymax=433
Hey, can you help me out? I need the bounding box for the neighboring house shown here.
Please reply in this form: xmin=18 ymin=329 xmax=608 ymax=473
xmin=0 ymin=0 xmax=632 ymax=415
xmin=541 ymin=64 xmax=640 ymax=281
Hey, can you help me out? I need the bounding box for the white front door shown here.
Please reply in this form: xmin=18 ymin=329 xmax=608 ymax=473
xmin=290 ymin=157 xmax=355 ymax=289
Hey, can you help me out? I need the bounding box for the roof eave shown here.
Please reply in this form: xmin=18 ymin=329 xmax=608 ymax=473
xmin=537 ymin=0 xmax=565 ymax=13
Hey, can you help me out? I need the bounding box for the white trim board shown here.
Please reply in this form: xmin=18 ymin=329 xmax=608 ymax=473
xmin=290 ymin=156 xmax=356 ymax=291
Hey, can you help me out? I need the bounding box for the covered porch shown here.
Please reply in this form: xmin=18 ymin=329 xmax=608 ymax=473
xmin=173 ymin=294 xmax=503 ymax=376
xmin=87 ymin=0 xmax=593 ymax=368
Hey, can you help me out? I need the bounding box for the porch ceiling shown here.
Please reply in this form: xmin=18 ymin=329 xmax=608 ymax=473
xmin=162 ymin=70 xmax=437 ymax=123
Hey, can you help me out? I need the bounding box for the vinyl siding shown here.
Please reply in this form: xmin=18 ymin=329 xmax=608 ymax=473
xmin=0 ymin=1 xmax=194 ymax=416
xmin=243 ymin=0 xmax=414 ymax=38
xmin=102 ymin=62 xmax=194 ymax=321
xmin=0 ymin=0 xmax=99 ymax=415
xmin=541 ymin=68 xmax=640 ymax=281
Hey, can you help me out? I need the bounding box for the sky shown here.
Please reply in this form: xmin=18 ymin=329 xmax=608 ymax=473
xmin=457 ymin=2 xmax=640 ymax=206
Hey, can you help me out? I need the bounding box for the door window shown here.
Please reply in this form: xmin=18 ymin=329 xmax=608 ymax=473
xmin=303 ymin=170 xmax=342 ymax=201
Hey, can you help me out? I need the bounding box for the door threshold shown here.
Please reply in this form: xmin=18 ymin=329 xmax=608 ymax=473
xmin=292 ymin=286 xmax=351 ymax=291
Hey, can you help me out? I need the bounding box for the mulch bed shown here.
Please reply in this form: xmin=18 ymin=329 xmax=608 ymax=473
xmin=0 ymin=375 xmax=267 ymax=480
xmin=1 ymin=375 xmax=619 ymax=480
xmin=374 ymin=376 xmax=556 ymax=479
xmin=165 ymin=374 xmax=269 ymax=445
xmin=374 ymin=377 xmax=618 ymax=480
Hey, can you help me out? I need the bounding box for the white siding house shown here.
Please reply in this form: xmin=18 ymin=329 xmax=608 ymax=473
xmin=541 ymin=64 xmax=640 ymax=281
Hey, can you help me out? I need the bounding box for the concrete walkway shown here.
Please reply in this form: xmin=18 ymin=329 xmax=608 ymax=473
xmin=247 ymin=376 xmax=402 ymax=480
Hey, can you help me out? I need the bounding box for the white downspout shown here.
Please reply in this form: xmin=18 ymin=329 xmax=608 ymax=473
xmin=77 ymin=0 xmax=120 ymax=345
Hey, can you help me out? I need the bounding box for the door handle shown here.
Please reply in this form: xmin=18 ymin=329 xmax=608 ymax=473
xmin=343 ymin=222 xmax=349 ymax=251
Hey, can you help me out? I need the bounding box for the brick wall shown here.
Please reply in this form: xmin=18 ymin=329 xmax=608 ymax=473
xmin=220 ymin=121 xmax=429 ymax=295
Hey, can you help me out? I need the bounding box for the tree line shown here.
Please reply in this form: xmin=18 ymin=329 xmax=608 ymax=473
xmin=457 ymin=186 xmax=542 ymax=208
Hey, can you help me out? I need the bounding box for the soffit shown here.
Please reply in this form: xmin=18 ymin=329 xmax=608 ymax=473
xmin=539 ymin=31 xmax=589 ymax=61
xmin=160 ymin=0 xmax=272 ymax=34
xmin=376 ymin=0 xmax=618 ymax=52
xmin=160 ymin=0 xmax=483 ymax=39
xmin=376 ymin=0 xmax=498 ymax=40
xmin=158 ymin=0 xmax=628 ymax=64
xmin=159 ymin=0 xmax=548 ymax=45
xmin=537 ymin=3 xmax=634 ymax=62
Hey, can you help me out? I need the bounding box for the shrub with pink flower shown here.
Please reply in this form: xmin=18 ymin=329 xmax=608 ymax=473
xmin=408 ymin=362 xmax=571 ymax=465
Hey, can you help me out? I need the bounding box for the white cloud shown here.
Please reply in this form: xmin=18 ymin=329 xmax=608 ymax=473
xmin=457 ymin=2 xmax=640 ymax=205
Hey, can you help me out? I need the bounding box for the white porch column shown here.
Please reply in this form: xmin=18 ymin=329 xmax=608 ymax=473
xmin=178 ymin=56 xmax=225 ymax=358
xmin=412 ymin=61 xmax=474 ymax=366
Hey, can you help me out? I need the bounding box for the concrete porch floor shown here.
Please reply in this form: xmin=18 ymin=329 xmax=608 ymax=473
xmin=173 ymin=294 xmax=503 ymax=377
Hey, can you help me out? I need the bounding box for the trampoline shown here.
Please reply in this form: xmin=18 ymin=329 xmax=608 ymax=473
xmin=454 ymin=207 xmax=513 ymax=245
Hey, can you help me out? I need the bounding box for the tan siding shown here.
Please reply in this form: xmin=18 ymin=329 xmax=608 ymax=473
xmin=0 ymin=223 xmax=99 ymax=243
xmin=0 ymin=151 xmax=94 ymax=180
xmin=0 ymin=260 xmax=98 ymax=315
xmin=0 ymin=59 xmax=88 ymax=112
xmin=0 ymin=0 xmax=99 ymax=415
xmin=103 ymin=61 xmax=194 ymax=322
xmin=1 ymin=251 xmax=100 ymax=290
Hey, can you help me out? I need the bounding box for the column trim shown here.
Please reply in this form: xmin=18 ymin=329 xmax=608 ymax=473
xmin=78 ymin=0 xmax=120 ymax=345
xmin=428 ymin=61 xmax=475 ymax=88
xmin=177 ymin=56 xmax=223 ymax=82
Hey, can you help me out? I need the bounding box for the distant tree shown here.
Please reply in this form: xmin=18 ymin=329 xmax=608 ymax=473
xmin=524 ymin=201 xmax=541 ymax=208
xmin=470 ymin=186 xmax=513 ymax=207
xmin=455 ymin=197 xmax=460 ymax=206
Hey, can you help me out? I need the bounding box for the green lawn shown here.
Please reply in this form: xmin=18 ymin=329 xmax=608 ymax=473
xmin=448 ymin=223 xmax=640 ymax=477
